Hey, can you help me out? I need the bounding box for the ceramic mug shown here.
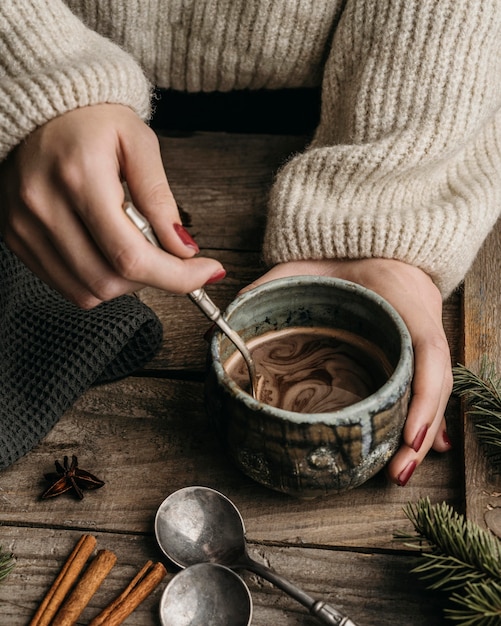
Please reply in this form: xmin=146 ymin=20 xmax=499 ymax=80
xmin=205 ymin=276 xmax=413 ymax=497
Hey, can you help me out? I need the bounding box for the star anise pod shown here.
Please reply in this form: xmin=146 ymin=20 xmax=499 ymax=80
xmin=41 ymin=455 xmax=105 ymax=500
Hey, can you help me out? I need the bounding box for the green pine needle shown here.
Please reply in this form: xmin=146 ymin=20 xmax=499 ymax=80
xmin=453 ymin=360 xmax=501 ymax=409
xmin=399 ymin=498 xmax=501 ymax=590
xmin=448 ymin=580 xmax=501 ymax=625
xmin=453 ymin=361 xmax=501 ymax=470
xmin=0 ymin=546 xmax=15 ymax=584
xmin=396 ymin=499 xmax=501 ymax=625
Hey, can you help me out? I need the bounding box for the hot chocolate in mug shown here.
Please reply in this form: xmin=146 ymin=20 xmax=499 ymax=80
xmin=205 ymin=276 xmax=413 ymax=497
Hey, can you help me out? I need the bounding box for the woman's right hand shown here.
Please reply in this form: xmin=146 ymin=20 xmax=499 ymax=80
xmin=0 ymin=104 xmax=225 ymax=308
xmin=245 ymin=258 xmax=453 ymax=487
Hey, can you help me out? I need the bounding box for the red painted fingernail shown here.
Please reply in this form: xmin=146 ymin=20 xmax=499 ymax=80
xmin=205 ymin=269 xmax=226 ymax=285
xmin=397 ymin=460 xmax=417 ymax=487
xmin=174 ymin=223 xmax=199 ymax=252
xmin=411 ymin=425 xmax=428 ymax=452
xmin=442 ymin=430 xmax=453 ymax=448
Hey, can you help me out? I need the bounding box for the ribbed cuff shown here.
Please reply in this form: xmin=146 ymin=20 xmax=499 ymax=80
xmin=264 ymin=111 xmax=501 ymax=298
xmin=0 ymin=0 xmax=151 ymax=161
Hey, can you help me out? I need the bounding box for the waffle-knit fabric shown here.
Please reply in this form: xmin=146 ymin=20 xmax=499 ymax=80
xmin=0 ymin=238 xmax=163 ymax=469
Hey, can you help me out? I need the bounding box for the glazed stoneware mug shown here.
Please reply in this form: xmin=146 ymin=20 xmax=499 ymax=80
xmin=205 ymin=276 xmax=413 ymax=498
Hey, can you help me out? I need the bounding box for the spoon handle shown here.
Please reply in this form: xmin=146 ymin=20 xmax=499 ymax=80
xmin=187 ymin=289 xmax=258 ymax=398
xmin=311 ymin=600 xmax=359 ymax=626
xmin=123 ymin=202 xmax=257 ymax=397
xmin=247 ymin=559 xmax=359 ymax=626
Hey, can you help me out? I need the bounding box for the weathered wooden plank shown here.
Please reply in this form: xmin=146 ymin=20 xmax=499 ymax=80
xmin=0 ymin=376 xmax=462 ymax=549
xmin=0 ymin=526 xmax=447 ymax=625
xmin=462 ymin=219 xmax=501 ymax=528
xmin=157 ymin=131 xmax=307 ymax=251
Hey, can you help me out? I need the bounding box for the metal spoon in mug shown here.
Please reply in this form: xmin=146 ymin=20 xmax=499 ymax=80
xmin=159 ymin=562 xmax=252 ymax=626
xmin=124 ymin=202 xmax=257 ymax=397
xmin=155 ymin=486 xmax=360 ymax=626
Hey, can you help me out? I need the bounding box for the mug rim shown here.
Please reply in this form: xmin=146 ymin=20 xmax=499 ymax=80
xmin=209 ymin=275 xmax=413 ymax=426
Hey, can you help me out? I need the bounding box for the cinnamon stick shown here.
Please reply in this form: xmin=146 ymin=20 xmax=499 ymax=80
xmin=51 ymin=548 xmax=117 ymax=626
xmin=88 ymin=560 xmax=153 ymax=626
xmin=89 ymin=561 xmax=167 ymax=626
xmin=29 ymin=534 xmax=97 ymax=626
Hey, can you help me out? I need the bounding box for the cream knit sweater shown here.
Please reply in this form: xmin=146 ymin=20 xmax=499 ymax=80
xmin=1 ymin=0 xmax=500 ymax=297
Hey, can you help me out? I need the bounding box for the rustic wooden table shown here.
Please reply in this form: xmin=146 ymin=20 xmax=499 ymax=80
xmin=0 ymin=100 xmax=499 ymax=625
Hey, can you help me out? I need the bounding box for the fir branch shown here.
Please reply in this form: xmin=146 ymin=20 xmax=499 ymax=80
xmin=453 ymin=360 xmax=501 ymax=413
xmin=0 ymin=546 xmax=15 ymax=584
xmin=396 ymin=499 xmax=501 ymax=625
xmin=400 ymin=498 xmax=501 ymax=590
xmin=448 ymin=580 xmax=501 ymax=625
xmin=453 ymin=361 xmax=501 ymax=471
xmin=409 ymin=553 xmax=489 ymax=591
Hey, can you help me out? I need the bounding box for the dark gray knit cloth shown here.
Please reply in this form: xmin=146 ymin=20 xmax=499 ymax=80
xmin=0 ymin=238 xmax=163 ymax=470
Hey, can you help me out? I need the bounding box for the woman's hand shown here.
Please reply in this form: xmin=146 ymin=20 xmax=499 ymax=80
xmin=245 ymin=258 xmax=453 ymax=486
xmin=0 ymin=104 xmax=225 ymax=308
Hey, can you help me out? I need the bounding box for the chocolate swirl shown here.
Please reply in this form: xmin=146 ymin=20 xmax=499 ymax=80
xmin=224 ymin=327 xmax=392 ymax=414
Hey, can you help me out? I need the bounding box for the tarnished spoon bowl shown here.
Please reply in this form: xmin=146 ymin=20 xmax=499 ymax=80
xmin=155 ymin=486 xmax=360 ymax=625
xmin=159 ymin=562 xmax=252 ymax=626
xmin=155 ymin=485 xmax=245 ymax=569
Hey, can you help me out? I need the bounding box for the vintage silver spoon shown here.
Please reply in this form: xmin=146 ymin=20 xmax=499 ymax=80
xmin=155 ymin=486 xmax=359 ymax=626
xmin=124 ymin=202 xmax=257 ymax=397
xmin=159 ymin=562 xmax=252 ymax=626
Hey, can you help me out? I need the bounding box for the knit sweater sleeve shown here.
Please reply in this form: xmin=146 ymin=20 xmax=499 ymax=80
xmin=263 ymin=0 xmax=501 ymax=297
xmin=0 ymin=0 xmax=151 ymax=162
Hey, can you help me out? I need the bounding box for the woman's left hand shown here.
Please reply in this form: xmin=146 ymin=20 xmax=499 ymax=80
xmin=243 ymin=258 xmax=453 ymax=486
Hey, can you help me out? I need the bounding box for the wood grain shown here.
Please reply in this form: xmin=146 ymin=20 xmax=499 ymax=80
xmin=461 ymin=219 xmax=501 ymax=530
xmin=0 ymin=130 xmax=466 ymax=626
xmin=0 ymin=375 xmax=462 ymax=545
xmin=0 ymin=526 xmax=448 ymax=626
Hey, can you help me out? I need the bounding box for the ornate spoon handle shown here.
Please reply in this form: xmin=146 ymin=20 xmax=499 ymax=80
xmin=124 ymin=202 xmax=257 ymax=397
xmin=246 ymin=557 xmax=359 ymax=626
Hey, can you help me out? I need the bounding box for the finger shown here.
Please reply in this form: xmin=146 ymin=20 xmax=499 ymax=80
xmin=62 ymin=154 xmax=225 ymax=293
xmin=382 ymin=319 xmax=453 ymax=484
xmin=37 ymin=190 xmax=147 ymax=302
xmin=401 ymin=335 xmax=452 ymax=450
xmin=118 ymin=126 xmax=195 ymax=258
xmin=6 ymin=227 xmax=105 ymax=308
xmin=386 ymin=370 xmax=452 ymax=486
xmin=6 ymin=176 xmax=144 ymax=305
xmin=384 ymin=415 xmax=441 ymax=487
xmin=84 ymin=193 xmax=225 ymax=294
xmin=432 ymin=416 xmax=453 ymax=453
